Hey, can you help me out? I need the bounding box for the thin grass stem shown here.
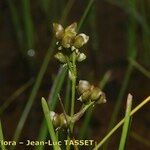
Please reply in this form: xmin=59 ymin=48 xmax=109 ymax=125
xmin=0 ymin=79 xmax=33 ymax=115
xmin=41 ymin=98 xmax=61 ymax=150
xmin=129 ymin=58 xmax=150 ymax=79
xmin=118 ymin=94 xmax=133 ymax=150
xmin=130 ymin=131 xmax=150 ymax=148
xmin=78 ymin=0 xmax=94 ymax=30
xmin=93 ymin=96 xmax=150 ymax=150
xmin=70 ymin=52 xmax=77 ymax=132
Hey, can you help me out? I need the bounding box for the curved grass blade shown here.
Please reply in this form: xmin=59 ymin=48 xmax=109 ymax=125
xmin=130 ymin=131 xmax=150 ymax=148
xmin=129 ymin=58 xmax=150 ymax=79
xmin=10 ymin=46 xmax=54 ymax=150
xmin=7 ymin=0 xmax=24 ymax=49
xmin=0 ymin=79 xmax=33 ymax=115
xmin=41 ymin=98 xmax=61 ymax=150
xmin=36 ymin=66 xmax=67 ymax=150
xmin=78 ymin=0 xmax=94 ymax=30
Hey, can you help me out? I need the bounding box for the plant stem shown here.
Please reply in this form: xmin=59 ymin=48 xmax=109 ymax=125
xmin=41 ymin=98 xmax=61 ymax=150
xmin=118 ymin=94 xmax=133 ymax=150
xmin=130 ymin=131 xmax=150 ymax=148
xmin=72 ymin=102 xmax=95 ymax=123
xmin=70 ymin=51 xmax=77 ymax=132
xmin=129 ymin=58 xmax=150 ymax=79
xmin=93 ymin=96 xmax=150 ymax=150
xmin=0 ymin=79 xmax=33 ymax=115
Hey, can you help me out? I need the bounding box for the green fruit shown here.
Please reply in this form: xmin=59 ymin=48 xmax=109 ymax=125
xmin=54 ymin=52 xmax=66 ymax=63
xmin=77 ymin=80 xmax=91 ymax=95
xmin=81 ymin=90 xmax=91 ymax=103
xmin=97 ymin=92 xmax=107 ymax=104
xmin=50 ymin=111 xmax=60 ymax=128
xmin=59 ymin=113 xmax=68 ymax=128
xmin=62 ymin=35 xmax=72 ymax=48
xmin=90 ymin=87 xmax=101 ymax=101
xmin=53 ymin=23 xmax=64 ymax=39
xmin=74 ymin=33 xmax=89 ymax=48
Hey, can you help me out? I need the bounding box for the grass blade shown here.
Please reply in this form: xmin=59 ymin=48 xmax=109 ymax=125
xmin=11 ymin=0 xmax=75 ymax=147
xmin=10 ymin=48 xmax=54 ymax=150
xmin=0 ymin=121 xmax=6 ymax=150
xmin=48 ymin=66 xmax=67 ymax=109
xmin=36 ymin=66 xmax=67 ymax=150
xmin=129 ymin=58 xmax=150 ymax=79
xmin=64 ymin=79 xmax=71 ymax=114
xmin=22 ymin=0 xmax=35 ymax=49
xmin=131 ymin=131 xmax=150 ymax=148
xmin=0 ymin=79 xmax=33 ymax=115
xmin=118 ymin=94 xmax=133 ymax=150
xmin=93 ymin=96 xmax=150 ymax=150
xmin=7 ymin=0 xmax=24 ymax=49
xmin=41 ymin=98 xmax=60 ymax=150
xmin=78 ymin=0 xmax=94 ymax=30
xmin=40 ymin=0 xmax=51 ymax=15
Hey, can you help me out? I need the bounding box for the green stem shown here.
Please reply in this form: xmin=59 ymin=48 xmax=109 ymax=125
xmin=70 ymin=51 xmax=77 ymax=132
xmin=118 ymin=94 xmax=133 ymax=150
xmin=130 ymin=131 xmax=150 ymax=148
xmin=72 ymin=102 xmax=95 ymax=123
xmin=41 ymin=98 xmax=60 ymax=150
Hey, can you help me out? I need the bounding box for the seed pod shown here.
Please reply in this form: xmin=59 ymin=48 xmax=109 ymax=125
xmin=90 ymin=87 xmax=102 ymax=101
xmin=77 ymin=80 xmax=91 ymax=95
xmin=62 ymin=35 xmax=73 ymax=48
xmin=97 ymin=92 xmax=107 ymax=104
xmin=50 ymin=111 xmax=60 ymax=128
xmin=54 ymin=52 xmax=66 ymax=63
xmin=53 ymin=23 xmax=64 ymax=39
xmin=74 ymin=33 xmax=89 ymax=48
xmin=77 ymin=53 xmax=86 ymax=62
xmin=65 ymin=22 xmax=77 ymax=38
xmin=59 ymin=113 xmax=68 ymax=128
xmin=79 ymin=90 xmax=91 ymax=103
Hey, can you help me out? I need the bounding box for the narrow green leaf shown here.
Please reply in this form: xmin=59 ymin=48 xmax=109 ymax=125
xmin=7 ymin=0 xmax=24 ymax=49
xmin=118 ymin=94 xmax=133 ymax=150
xmin=22 ymin=0 xmax=35 ymax=49
xmin=129 ymin=58 xmax=150 ymax=79
xmin=36 ymin=66 xmax=67 ymax=150
xmin=41 ymin=98 xmax=60 ymax=150
xmin=64 ymin=79 xmax=71 ymax=114
xmin=131 ymin=131 xmax=150 ymax=148
xmin=0 ymin=79 xmax=33 ymax=115
xmin=78 ymin=0 xmax=94 ymax=30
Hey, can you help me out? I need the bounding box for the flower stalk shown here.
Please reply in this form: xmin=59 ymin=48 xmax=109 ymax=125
xmin=70 ymin=51 xmax=77 ymax=132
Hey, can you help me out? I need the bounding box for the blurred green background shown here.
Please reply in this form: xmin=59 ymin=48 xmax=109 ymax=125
xmin=0 ymin=0 xmax=150 ymax=149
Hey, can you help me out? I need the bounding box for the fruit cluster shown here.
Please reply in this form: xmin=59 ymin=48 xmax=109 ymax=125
xmin=53 ymin=22 xmax=89 ymax=63
xmin=77 ymin=80 xmax=106 ymax=104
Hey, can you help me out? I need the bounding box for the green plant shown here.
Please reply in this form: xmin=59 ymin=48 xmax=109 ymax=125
xmin=41 ymin=22 xmax=107 ymax=149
